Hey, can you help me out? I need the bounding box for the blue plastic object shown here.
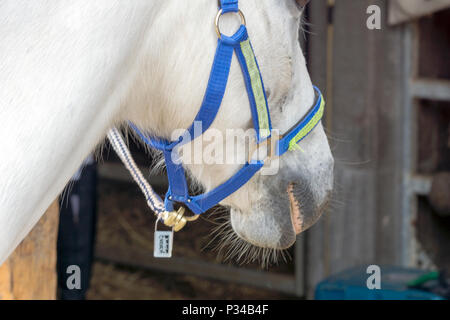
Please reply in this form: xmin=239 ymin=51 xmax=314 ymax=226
xmin=315 ymin=266 xmax=445 ymax=300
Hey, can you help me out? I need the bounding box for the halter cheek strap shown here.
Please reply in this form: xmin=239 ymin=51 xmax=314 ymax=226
xmin=129 ymin=0 xmax=325 ymax=216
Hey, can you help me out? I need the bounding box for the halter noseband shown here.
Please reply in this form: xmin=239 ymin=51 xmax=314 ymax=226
xmin=114 ymin=0 xmax=324 ymax=230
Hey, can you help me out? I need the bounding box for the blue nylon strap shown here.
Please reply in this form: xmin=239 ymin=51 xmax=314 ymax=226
xmin=181 ymin=161 xmax=264 ymax=214
xmin=234 ymin=35 xmax=272 ymax=142
xmin=182 ymin=26 xmax=247 ymax=144
xmin=128 ymin=122 xmax=177 ymax=151
xmin=220 ymin=0 xmax=239 ymax=13
xmin=276 ymin=86 xmax=323 ymax=156
xmin=163 ymin=150 xmax=188 ymax=201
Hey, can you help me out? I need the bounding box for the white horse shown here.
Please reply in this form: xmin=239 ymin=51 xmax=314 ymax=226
xmin=0 ymin=0 xmax=333 ymax=265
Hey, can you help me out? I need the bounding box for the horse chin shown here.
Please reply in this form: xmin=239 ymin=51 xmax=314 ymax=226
xmin=230 ymin=205 xmax=297 ymax=250
xmin=229 ymin=183 xmax=298 ymax=250
xmin=229 ymin=180 xmax=331 ymax=251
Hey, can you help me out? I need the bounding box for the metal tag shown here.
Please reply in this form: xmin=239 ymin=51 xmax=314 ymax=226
xmin=154 ymin=231 xmax=173 ymax=258
xmin=154 ymin=219 xmax=173 ymax=258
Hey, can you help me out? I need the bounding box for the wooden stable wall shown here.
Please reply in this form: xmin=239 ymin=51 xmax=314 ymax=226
xmin=0 ymin=201 xmax=59 ymax=300
xmin=306 ymin=0 xmax=409 ymax=297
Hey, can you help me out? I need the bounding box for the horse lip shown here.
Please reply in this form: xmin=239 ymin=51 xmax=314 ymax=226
xmin=287 ymin=182 xmax=303 ymax=234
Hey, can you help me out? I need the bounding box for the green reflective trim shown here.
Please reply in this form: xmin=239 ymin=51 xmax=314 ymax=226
xmin=240 ymin=39 xmax=270 ymax=139
xmin=288 ymin=95 xmax=325 ymax=151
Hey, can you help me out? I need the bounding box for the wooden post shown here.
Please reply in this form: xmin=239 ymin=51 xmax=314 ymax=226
xmin=306 ymin=0 xmax=408 ymax=298
xmin=0 ymin=201 xmax=59 ymax=300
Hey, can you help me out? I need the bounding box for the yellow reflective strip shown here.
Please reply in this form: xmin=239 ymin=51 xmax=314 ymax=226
xmin=240 ymin=39 xmax=270 ymax=139
xmin=288 ymin=96 xmax=325 ymax=151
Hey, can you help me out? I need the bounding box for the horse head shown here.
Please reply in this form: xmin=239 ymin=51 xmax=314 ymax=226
xmin=125 ymin=0 xmax=334 ymax=260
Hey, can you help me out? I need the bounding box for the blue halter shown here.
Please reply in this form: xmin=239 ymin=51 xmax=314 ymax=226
xmin=130 ymin=0 xmax=324 ymax=215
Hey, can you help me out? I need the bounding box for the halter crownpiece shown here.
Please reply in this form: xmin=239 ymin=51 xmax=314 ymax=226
xmin=108 ymin=0 xmax=324 ymax=233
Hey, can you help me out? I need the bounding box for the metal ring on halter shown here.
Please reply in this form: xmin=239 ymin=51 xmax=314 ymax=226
xmin=215 ymin=9 xmax=246 ymax=38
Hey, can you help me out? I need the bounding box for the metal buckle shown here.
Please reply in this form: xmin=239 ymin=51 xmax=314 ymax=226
xmin=161 ymin=207 xmax=200 ymax=232
xmin=247 ymin=131 xmax=281 ymax=163
xmin=215 ymin=9 xmax=246 ymax=38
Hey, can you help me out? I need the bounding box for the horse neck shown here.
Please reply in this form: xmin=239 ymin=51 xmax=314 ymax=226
xmin=0 ymin=1 xmax=162 ymax=263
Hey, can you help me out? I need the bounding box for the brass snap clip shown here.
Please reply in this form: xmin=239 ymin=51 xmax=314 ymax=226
xmin=161 ymin=207 xmax=200 ymax=232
